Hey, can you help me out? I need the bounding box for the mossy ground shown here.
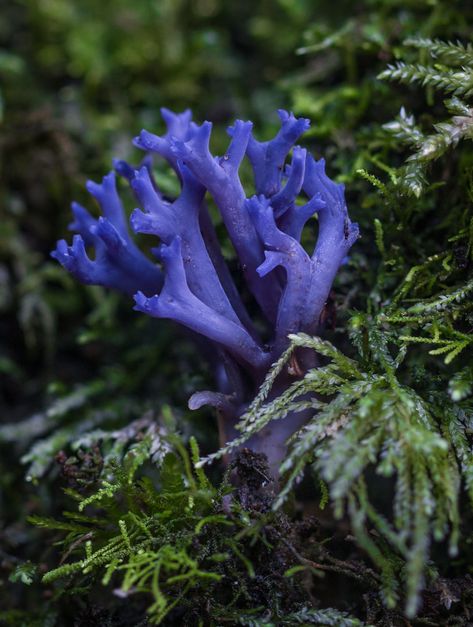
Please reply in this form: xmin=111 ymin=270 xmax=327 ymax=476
xmin=1 ymin=1 xmax=473 ymax=625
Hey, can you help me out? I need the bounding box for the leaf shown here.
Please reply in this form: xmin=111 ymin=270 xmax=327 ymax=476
xmin=8 ymin=562 xmax=37 ymax=586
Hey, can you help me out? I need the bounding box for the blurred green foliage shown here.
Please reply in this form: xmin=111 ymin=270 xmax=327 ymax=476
xmin=1 ymin=0 xmax=473 ymax=624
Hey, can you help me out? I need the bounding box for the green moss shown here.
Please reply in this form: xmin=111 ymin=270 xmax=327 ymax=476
xmin=2 ymin=0 xmax=473 ymax=624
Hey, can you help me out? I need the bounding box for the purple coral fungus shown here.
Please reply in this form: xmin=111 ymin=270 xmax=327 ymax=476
xmin=52 ymin=108 xmax=359 ymax=473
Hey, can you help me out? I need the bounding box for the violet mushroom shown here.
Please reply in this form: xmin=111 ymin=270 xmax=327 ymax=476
xmin=52 ymin=108 xmax=359 ymax=475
